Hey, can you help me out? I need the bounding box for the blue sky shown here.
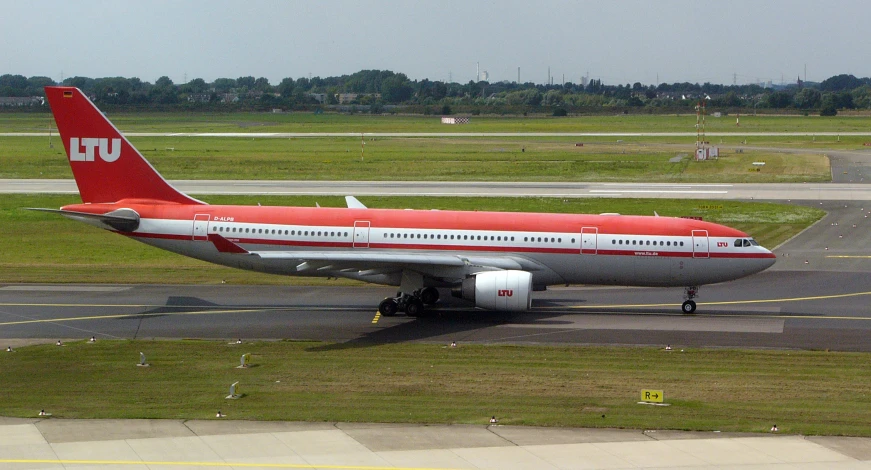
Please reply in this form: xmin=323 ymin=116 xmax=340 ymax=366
xmin=3 ymin=0 xmax=868 ymax=86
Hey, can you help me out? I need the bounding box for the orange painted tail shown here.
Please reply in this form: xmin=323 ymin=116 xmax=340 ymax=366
xmin=44 ymin=86 xmax=203 ymax=205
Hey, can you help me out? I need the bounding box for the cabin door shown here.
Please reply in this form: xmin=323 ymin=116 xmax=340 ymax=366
xmin=353 ymin=221 xmax=370 ymax=248
xmin=581 ymin=227 xmax=598 ymax=254
xmin=692 ymin=230 xmax=709 ymax=258
xmin=193 ymin=214 xmax=210 ymax=241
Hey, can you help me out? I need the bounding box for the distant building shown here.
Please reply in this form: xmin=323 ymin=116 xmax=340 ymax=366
xmin=219 ymin=93 xmax=239 ymax=103
xmin=187 ymin=93 xmax=212 ymax=103
xmin=441 ymin=116 xmax=470 ymax=124
xmin=336 ymin=93 xmax=381 ymax=104
xmin=308 ymin=93 xmax=326 ymax=103
xmin=0 ymin=96 xmax=43 ymax=106
xmin=337 ymin=93 xmax=358 ymax=104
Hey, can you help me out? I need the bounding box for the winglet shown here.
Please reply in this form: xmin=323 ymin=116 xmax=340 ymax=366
xmin=208 ymin=233 xmax=249 ymax=254
xmin=345 ymin=196 xmax=367 ymax=209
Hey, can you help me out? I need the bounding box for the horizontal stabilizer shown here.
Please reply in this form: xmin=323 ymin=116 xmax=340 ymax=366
xmin=29 ymin=208 xmax=140 ymax=232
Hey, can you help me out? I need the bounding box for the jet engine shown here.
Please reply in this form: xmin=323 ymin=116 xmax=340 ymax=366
xmin=451 ymin=270 xmax=533 ymax=311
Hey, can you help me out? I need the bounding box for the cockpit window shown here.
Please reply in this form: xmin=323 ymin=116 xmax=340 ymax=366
xmin=734 ymin=238 xmax=755 ymax=247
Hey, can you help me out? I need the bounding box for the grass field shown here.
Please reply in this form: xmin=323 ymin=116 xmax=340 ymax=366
xmin=2 ymin=340 xmax=870 ymax=436
xmin=0 ymin=194 xmax=823 ymax=284
xmin=0 ymin=135 xmax=832 ymax=182
xmin=3 ymin=111 xmax=871 ymax=134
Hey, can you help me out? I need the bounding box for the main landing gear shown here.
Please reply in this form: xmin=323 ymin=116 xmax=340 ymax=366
xmin=378 ymin=287 xmax=440 ymax=317
xmin=682 ymin=286 xmax=699 ymax=314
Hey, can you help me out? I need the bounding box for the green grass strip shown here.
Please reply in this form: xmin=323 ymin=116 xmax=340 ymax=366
xmin=1 ymin=340 xmax=869 ymax=436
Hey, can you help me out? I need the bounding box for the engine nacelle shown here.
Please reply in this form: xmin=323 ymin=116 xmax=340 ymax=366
xmin=452 ymin=270 xmax=532 ymax=311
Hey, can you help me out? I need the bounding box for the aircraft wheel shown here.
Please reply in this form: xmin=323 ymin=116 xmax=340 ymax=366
xmin=681 ymin=300 xmax=697 ymax=314
xmin=405 ymin=298 xmax=424 ymax=317
xmin=420 ymin=287 xmax=439 ymax=305
xmin=379 ymin=298 xmax=399 ymax=316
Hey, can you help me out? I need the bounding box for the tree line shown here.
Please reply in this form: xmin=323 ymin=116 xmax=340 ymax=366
xmin=2 ymin=70 xmax=871 ymax=115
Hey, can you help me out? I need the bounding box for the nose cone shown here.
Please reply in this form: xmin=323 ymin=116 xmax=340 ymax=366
xmin=756 ymin=248 xmax=777 ymax=272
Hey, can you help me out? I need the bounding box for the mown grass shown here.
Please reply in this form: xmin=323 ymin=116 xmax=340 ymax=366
xmin=1 ymin=340 xmax=869 ymax=436
xmin=3 ymin=111 xmax=871 ymax=133
xmin=0 ymin=136 xmax=831 ymax=182
xmin=0 ymin=194 xmax=823 ymax=284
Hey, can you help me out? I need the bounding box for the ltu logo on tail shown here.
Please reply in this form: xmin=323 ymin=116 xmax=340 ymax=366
xmin=497 ymin=289 xmax=513 ymax=297
xmin=69 ymin=138 xmax=121 ymax=162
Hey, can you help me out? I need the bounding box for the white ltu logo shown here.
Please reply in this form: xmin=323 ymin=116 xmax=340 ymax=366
xmin=70 ymin=138 xmax=121 ymax=162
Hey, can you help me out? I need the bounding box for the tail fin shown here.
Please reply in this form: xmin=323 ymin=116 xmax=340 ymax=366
xmin=44 ymin=86 xmax=203 ymax=205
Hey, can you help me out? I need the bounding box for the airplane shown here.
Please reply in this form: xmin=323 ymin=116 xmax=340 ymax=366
xmin=37 ymin=86 xmax=776 ymax=316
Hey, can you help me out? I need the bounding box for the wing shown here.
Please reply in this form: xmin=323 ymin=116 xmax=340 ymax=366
xmin=208 ymin=234 xmax=543 ymax=283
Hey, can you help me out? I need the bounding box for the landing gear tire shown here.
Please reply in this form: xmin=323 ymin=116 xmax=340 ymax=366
xmin=405 ymin=298 xmax=424 ymax=317
xmin=681 ymin=300 xmax=697 ymax=314
xmin=378 ymin=298 xmax=399 ymax=316
xmin=419 ymin=287 xmax=439 ymax=305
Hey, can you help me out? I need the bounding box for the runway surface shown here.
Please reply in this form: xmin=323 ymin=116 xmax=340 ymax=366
xmin=6 ymin=179 xmax=871 ymax=200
